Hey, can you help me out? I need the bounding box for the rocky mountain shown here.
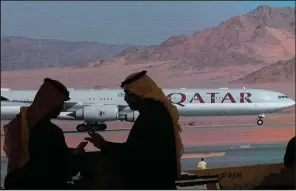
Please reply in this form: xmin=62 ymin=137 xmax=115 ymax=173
xmin=1 ymin=36 xmax=137 ymax=70
xmin=87 ymin=5 xmax=295 ymax=71
xmin=1 ymin=4 xmax=295 ymax=88
xmin=231 ymin=57 xmax=295 ymax=83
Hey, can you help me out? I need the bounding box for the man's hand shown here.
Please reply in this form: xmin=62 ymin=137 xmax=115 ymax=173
xmin=84 ymin=131 xmax=105 ymax=149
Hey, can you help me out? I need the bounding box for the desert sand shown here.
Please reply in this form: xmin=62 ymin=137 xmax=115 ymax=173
xmin=1 ymin=113 xmax=295 ymax=156
xmin=1 ymin=124 xmax=294 ymax=157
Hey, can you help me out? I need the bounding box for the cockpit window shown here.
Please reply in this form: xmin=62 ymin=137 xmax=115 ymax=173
xmin=278 ymin=95 xmax=289 ymax=99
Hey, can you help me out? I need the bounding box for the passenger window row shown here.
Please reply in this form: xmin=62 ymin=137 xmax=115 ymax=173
xmin=89 ymin=98 xmax=113 ymax=100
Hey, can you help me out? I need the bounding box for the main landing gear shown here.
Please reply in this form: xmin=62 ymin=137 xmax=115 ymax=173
xmin=76 ymin=122 xmax=107 ymax=132
xmin=257 ymin=114 xmax=265 ymax=126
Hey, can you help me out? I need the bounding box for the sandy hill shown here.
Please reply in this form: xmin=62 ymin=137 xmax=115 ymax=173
xmin=86 ymin=5 xmax=295 ymax=73
xmin=232 ymin=57 xmax=295 ymax=83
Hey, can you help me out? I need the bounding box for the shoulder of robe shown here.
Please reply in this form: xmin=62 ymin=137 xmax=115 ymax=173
xmin=143 ymin=99 xmax=168 ymax=114
xmin=142 ymin=99 xmax=172 ymax=123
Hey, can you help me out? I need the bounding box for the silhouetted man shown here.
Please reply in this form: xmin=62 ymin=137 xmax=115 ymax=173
xmin=4 ymin=78 xmax=82 ymax=189
xmin=85 ymin=70 xmax=184 ymax=189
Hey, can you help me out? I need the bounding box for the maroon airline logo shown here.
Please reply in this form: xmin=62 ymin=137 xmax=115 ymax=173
xmin=166 ymin=92 xmax=252 ymax=107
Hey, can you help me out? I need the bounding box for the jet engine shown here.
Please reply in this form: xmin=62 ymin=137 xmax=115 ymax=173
xmin=119 ymin=111 xmax=139 ymax=122
xmin=73 ymin=105 xmax=119 ymax=122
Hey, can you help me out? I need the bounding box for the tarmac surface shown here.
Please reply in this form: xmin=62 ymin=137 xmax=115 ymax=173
xmin=0 ymin=120 xmax=294 ymax=187
xmin=59 ymin=123 xmax=294 ymax=150
xmin=58 ymin=122 xmax=295 ymax=134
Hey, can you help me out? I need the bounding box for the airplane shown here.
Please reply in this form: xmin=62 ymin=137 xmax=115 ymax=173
xmin=1 ymin=87 xmax=295 ymax=132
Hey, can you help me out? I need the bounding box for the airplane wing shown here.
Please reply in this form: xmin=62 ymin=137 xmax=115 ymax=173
xmin=1 ymin=99 xmax=128 ymax=114
xmin=1 ymin=96 xmax=80 ymax=111
xmin=72 ymin=104 xmax=128 ymax=111
xmin=1 ymin=96 xmax=9 ymax=101
xmin=1 ymin=93 xmax=129 ymax=120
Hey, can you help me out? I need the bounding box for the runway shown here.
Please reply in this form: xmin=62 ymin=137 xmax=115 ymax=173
xmin=0 ymin=141 xmax=287 ymax=187
xmin=1 ymin=111 xmax=295 ymax=135
xmin=55 ymin=123 xmax=296 ymax=134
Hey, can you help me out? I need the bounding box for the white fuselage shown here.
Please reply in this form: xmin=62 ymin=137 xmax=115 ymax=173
xmin=1 ymin=88 xmax=295 ymax=121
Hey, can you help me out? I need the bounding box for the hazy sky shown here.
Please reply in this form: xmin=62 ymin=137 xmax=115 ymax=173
xmin=1 ymin=1 xmax=294 ymax=45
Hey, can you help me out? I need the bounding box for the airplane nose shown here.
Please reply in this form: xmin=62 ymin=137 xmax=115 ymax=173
xmin=289 ymin=99 xmax=295 ymax=106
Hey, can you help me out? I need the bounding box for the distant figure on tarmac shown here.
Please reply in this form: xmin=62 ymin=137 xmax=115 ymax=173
xmin=254 ymin=136 xmax=295 ymax=190
xmin=4 ymin=78 xmax=84 ymax=189
xmin=197 ymin=158 xmax=207 ymax=169
xmin=85 ymin=70 xmax=184 ymax=190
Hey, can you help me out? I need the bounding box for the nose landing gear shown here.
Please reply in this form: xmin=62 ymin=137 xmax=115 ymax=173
xmin=257 ymin=119 xmax=264 ymax=126
xmin=76 ymin=122 xmax=107 ymax=132
xmin=257 ymin=114 xmax=265 ymax=126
